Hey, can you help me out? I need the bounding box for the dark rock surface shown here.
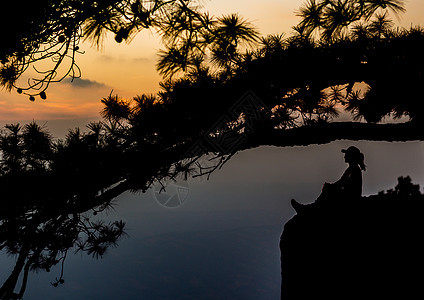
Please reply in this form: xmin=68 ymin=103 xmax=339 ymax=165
xmin=280 ymin=176 xmax=424 ymax=299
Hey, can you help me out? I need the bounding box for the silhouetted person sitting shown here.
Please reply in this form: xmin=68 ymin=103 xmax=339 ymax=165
xmin=292 ymin=146 xmax=366 ymax=213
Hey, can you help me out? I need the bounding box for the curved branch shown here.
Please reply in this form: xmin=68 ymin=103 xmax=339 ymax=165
xmin=244 ymin=122 xmax=424 ymax=149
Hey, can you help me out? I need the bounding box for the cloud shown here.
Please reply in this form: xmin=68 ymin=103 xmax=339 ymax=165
xmin=62 ymin=77 xmax=107 ymax=88
xmin=97 ymin=54 xmax=152 ymax=63
xmin=133 ymin=57 xmax=152 ymax=62
xmin=97 ymin=54 xmax=115 ymax=62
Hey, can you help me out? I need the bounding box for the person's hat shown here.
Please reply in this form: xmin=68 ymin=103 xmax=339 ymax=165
xmin=341 ymin=146 xmax=361 ymax=156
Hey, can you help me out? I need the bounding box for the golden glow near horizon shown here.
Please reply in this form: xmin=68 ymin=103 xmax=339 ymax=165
xmin=0 ymin=0 xmax=423 ymax=122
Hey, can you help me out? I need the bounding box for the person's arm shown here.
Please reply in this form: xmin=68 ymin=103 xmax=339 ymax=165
xmin=332 ymin=168 xmax=350 ymax=188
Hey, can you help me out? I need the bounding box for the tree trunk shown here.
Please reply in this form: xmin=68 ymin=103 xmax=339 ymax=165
xmin=0 ymin=244 xmax=30 ymax=299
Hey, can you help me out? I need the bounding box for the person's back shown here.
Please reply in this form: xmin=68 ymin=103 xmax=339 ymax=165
xmin=333 ymin=164 xmax=363 ymax=199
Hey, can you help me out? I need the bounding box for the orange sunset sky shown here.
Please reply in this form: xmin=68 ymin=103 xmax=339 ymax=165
xmin=1 ymin=0 xmax=423 ymax=135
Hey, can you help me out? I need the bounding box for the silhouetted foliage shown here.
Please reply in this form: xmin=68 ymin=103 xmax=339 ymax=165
xmin=296 ymin=0 xmax=406 ymax=41
xmin=157 ymin=12 xmax=259 ymax=79
xmin=154 ymin=24 xmax=424 ymax=126
xmin=0 ymin=125 xmax=127 ymax=299
xmin=0 ymin=0 xmax=206 ymax=98
xmin=152 ymin=0 xmax=424 ymax=125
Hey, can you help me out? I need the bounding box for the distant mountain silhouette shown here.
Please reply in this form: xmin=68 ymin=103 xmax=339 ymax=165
xmin=280 ymin=176 xmax=424 ymax=299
